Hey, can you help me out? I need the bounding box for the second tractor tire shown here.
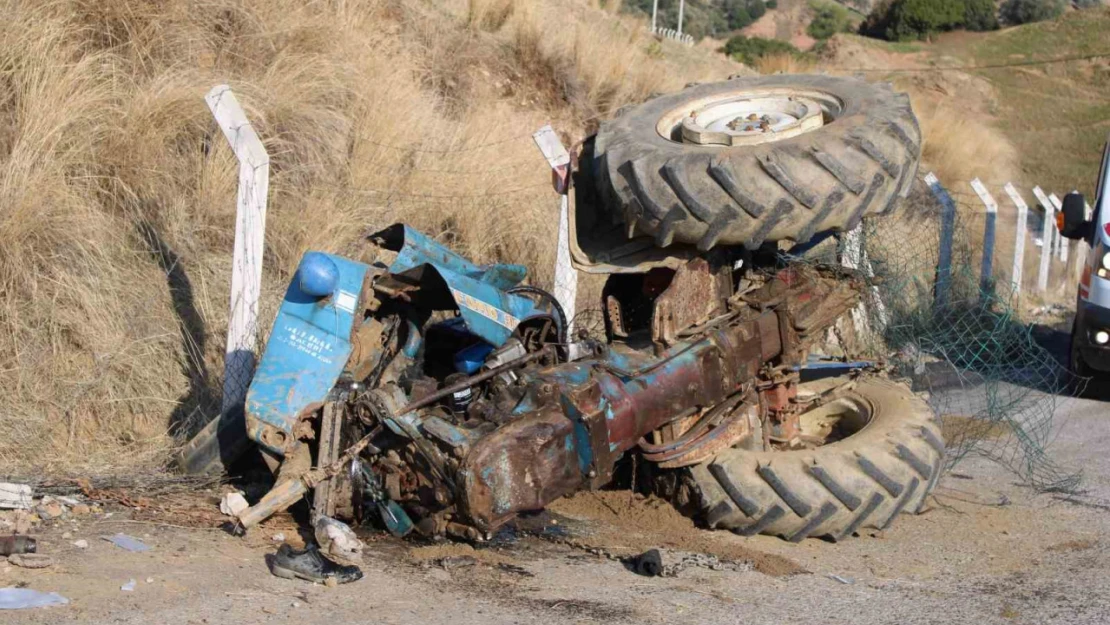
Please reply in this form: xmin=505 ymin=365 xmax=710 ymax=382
xmin=673 ymin=377 xmax=944 ymax=542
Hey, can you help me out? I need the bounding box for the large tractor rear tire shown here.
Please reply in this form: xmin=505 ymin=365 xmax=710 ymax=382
xmin=592 ymin=75 xmax=921 ymax=251
xmin=675 ymin=377 xmax=944 ymax=542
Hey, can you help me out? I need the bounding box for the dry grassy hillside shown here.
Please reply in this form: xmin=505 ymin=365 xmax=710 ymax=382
xmin=0 ymin=0 xmax=744 ymax=476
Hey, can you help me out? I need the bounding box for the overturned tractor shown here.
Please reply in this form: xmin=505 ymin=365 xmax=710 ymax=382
xmin=183 ymin=75 xmax=943 ymax=542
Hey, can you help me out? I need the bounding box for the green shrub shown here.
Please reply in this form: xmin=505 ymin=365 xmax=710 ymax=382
xmin=999 ymin=0 xmax=1065 ymax=24
xmin=747 ymin=0 xmax=768 ymax=21
xmin=807 ymin=0 xmax=853 ymax=39
xmin=766 ymin=0 xmax=778 ymax=7
xmin=721 ymin=34 xmax=800 ymax=65
xmin=860 ymin=0 xmax=967 ymax=41
xmin=722 ymin=0 xmax=765 ymax=28
xmin=963 ymin=0 xmax=999 ymax=30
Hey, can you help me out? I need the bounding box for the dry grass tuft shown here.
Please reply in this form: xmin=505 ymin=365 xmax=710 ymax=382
xmin=0 ymin=0 xmax=741 ymax=477
xmin=754 ymin=52 xmax=815 ymax=75
xmin=912 ymin=99 xmax=1018 ymax=188
xmin=467 ymin=0 xmax=516 ymax=32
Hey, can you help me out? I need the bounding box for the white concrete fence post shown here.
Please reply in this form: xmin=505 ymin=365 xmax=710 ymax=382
xmin=925 ymin=172 xmax=956 ymax=309
xmin=1032 ymin=186 xmax=1053 ymax=293
xmin=841 ymin=224 xmax=888 ymax=339
xmin=205 ymin=85 xmax=269 ymax=417
xmin=532 ymin=125 xmax=576 ymax=337
xmin=1002 ymin=183 xmax=1028 ymax=297
xmin=1048 ymin=193 xmax=1067 ymax=264
xmin=970 ymin=178 xmax=998 ymax=301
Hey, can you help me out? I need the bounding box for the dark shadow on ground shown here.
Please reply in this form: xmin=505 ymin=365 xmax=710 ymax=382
xmin=1029 ymin=314 xmax=1110 ymax=401
xmin=136 ymin=221 xmax=222 ymax=438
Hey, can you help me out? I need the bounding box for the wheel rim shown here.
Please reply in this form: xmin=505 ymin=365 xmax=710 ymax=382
xmin=655 ymin=89 xmax=844 ymax=147
xmin=796 ymin=393 xmax=874 ymax=447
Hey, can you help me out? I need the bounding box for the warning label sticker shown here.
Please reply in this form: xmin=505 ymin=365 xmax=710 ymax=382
xmin=450 ymin=288 xmax=519 ymax=329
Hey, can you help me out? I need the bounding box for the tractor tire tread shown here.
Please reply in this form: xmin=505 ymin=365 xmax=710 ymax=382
xmin=681 ymin=377 xmax=944 ymax=541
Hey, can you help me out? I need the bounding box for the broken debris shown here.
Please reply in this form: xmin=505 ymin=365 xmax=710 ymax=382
xmin=314 ymin=516 xmax=363 ymax=567
xmin=0 ymin=587 xmax=69 ymax=610
xmin=35 ymin=496 xmax=65 ymax=521
xmin=0 ymin=484 xmax=32 ymax=510
xmin=219 ymin=492 xmax=249 ymax=517
xmin=8 ymin=553 xmax=54 ymax=569
xmin=103 ymin=533 xmax=150 ymax=552
xmin=631 ymin=549 xmax=662 ymax=577
xmin=0 ymin=535 xmax=36 ymax=556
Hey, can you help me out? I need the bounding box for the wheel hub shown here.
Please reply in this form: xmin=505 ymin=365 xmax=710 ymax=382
xmin=681 ymin=95 xmax=825 ymax=146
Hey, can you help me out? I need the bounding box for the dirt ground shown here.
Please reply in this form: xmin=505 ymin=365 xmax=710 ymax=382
xmin=4 ymin=391 xmax=1110 ymax=625
xmin=740 ymin=0 xmax=817 ymax=50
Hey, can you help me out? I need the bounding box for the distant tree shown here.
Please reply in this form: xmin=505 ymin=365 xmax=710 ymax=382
xmin=747 ymin=0 xmax=768 ymax=21
xmin=721 ymin=0 xmax=759 ymax=28
xmin=766 ymin=0 xmax=778 ymax=7
xmin=860 ymin=0 xmax=965 ymax=40
xmin=963 ymin=0 xmax=999 ymax=30
xmin=999 ymin=0 xmax=1065 ymax=24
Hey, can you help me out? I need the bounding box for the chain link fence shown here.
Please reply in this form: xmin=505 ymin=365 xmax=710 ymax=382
xmin=798 ymin=185 xmax=1084 ymax=492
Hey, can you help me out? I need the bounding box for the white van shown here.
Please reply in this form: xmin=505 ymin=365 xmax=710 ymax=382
xmin=1061 ymin=139 xmax=1110 ymax=377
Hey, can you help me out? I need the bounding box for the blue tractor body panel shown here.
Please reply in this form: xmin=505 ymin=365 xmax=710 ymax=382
xmin=245 ymin=225 xmax=545 ymax=453
xmin=383 ymin=225 xmax=534 ymax=347
xmin=246 ymin=253 xmax=370 ymax=452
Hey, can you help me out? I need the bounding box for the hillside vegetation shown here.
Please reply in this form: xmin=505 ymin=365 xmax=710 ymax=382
xmin=847 ymin=7 xmax=1110 ymax=196
xmin=942 ymin=8 xmax=1110 ymax=197
xmin=0 ymin=0 xmax=742 ymax=476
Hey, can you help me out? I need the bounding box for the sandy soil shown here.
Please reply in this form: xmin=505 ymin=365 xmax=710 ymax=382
xmin=740 ymin=0 xmax=816 ymax=50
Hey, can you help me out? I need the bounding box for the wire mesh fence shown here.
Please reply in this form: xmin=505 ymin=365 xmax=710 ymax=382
xmin=799 ymin=185 xmax=1084 ymax=492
